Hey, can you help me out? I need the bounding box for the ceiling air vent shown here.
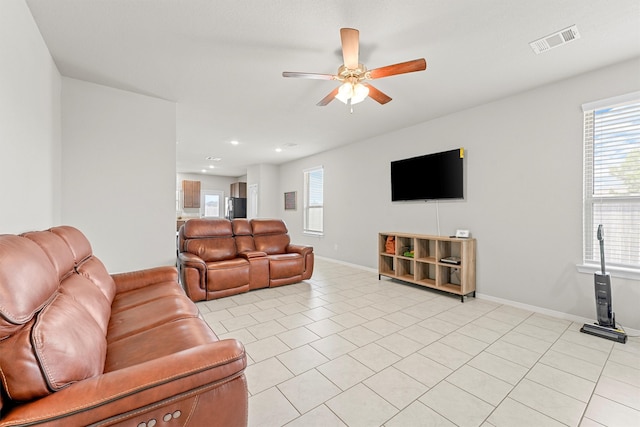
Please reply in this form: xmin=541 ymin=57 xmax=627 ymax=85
xmin=530 ymin=25 xmax=580 ymax=54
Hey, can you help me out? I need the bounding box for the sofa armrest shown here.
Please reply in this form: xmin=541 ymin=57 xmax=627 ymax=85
xmin=237 ymin=250 xmax=267 ymax=260
xmin=287 ymin=244 xmax=314 ymax=280
xmin=178 ymin=252 xmax=206 ymax=267
xmin=287 ymin=244 xmax=313 ymax=257
xmin=0 ymin=340 xmax=246 ymax=427
xmin=111 ymin=266 xmax=179 ymax=293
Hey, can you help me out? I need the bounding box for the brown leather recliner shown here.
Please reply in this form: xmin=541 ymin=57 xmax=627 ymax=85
xmin=177 ymin=218 xmax=314 ymax=301
xmin=250 ymin=219 xmax=314 ymax=287
xmin=177 ymin=218 xmax=251 ymax=301
xmin=0 ymin=226 xmax=247 ymax=427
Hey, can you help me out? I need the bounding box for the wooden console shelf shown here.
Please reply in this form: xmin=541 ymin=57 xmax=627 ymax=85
xmin=379 ymin=232 xmax=476 ymax=302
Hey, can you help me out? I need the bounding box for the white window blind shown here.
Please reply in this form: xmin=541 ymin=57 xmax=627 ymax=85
xmin=583 ymin=96 xmax=640 ymax=271
xmin=304 ymin=166 xmax=324 ymax=234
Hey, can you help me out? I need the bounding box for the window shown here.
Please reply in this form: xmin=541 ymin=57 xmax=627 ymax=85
xmin=201 ymin=190 xmax=224 ymax=218
xmin=304 ymin=166 xmax=324 ymax=234
xmin=582 ymin=93 xmax=640 ymax=274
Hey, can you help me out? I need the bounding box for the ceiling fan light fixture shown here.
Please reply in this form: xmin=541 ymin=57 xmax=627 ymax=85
xmin=335 ymin=82 xmax=369 ymax=105
xmin=352 ymin=83 xmax=369 ymax=104
xmin=336 ymin=82 xmax=353 ymax=103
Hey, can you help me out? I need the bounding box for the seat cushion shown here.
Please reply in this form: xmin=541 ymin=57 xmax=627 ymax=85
xmin=206 ymin=258 xmax=250 ymax=292
xmin=105 ymin=318 xmax=218 ymax=372
xmin=267 ymin=253 xmax=303 ymax=280
xmin=107 ymin=294 xmax=199 ymax=343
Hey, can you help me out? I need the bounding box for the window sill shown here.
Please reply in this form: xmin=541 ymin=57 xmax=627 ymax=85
xmin=303 ymin=231 xmax=324 ymax=237
xmin=576 ymin=263 xmax=640 ymax=280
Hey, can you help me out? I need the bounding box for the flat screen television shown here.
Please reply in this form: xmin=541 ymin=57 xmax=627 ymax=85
xmin=391 ymin=148 xmax=464 ymax=201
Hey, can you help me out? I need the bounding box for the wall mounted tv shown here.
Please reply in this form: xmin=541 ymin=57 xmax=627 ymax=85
xmin=391 ymin=148 xmax=464 ymax=201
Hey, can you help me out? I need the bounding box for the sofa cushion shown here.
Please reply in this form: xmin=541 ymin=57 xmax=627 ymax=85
xmin=21 ymin=230 xmax=75 ymax=281
xmin=50 ymin=226 xmax=93 ymax=266
xmin=250 ymin=219 xmax=288 ymax=235
xmin=111 ymin=280 xmax=187 ymax=312
xmin=46 ymin=226 xmax=117 ymax=303
xmin=0 ymin=236 xmax=59 ymax=340
xmin=206 ymin=258 xmax=250 ymax=292
xmin=251 ymin=219 xmax=292 ymax=254
xmin=232 ymin=219 xmax=256 ymax=253
xmin=267 ymin=253 xmax=304 ymax=280
xmin=231 ymin=219 xmax=252 ymax=236
xmin=105 ymin=318 xmax=218 ymax=372
xmin=76 ymin=256 xmax=117 ymax=303
xmin=107 ymin=294 xmax=200 ymax=343
xmin=0 ymin=293 xmax=106 ymax=401
xmin=183 ymin=218 xmax=233 ymax=238
xmin=59 ymin=274 xmax=112 ymax=334
xmin=254 ymin=234 xmax=290 ymax=255
xmin=184 ymin=237 xmax=238 ymax=262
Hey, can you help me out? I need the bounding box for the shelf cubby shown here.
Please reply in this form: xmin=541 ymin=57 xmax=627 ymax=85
xmin=416 ymin=261 xmax=436 ymax=287
xmin=379 ymin=254 xmax=395 ymax=276
xmin=415 ymin=238 xmax=437 ymax=263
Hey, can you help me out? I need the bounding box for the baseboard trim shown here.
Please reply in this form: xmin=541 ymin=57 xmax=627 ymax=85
xmin=476 ymin=293 xmax=640 ymax=337
xmin=316 ymin=255 xmax=378 ymax=273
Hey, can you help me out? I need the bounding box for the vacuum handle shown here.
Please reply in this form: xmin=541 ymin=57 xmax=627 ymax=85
xmin=597 ymin=224 xmax=606 ymax=274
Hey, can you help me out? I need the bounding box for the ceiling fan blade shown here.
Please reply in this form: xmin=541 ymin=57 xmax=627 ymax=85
xmin=368 ymin=58 xmax=427 ymax=79
xmin=317 ymin=87 xmax=339 ymax=106
xmin=340 ymin=28 xmax=359 ymax=69
xmin=282 ymin=71 xmax=336 ymax=80
xmin=364 ymin=83 xmax=392 ymax=105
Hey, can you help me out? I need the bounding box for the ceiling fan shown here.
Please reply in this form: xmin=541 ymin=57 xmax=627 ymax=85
xmin=283 ymin=28 xmax=426 ymax=107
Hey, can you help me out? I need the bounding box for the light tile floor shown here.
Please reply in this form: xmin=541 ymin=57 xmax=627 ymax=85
xmin=196 ymin=259 xmax=640 ymax=427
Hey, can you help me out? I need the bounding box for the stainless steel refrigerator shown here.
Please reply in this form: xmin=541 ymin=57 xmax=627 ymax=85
xmin=226 ymin=197 xmax=247 ymax=219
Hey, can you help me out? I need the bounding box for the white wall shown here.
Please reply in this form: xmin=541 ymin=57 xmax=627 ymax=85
xmin=247 ymin=164 xmax=280 ymax=218
xmin=61 ymin=78 xmax=176 ymax=272
xmin=279 ymin=58 xmax=640 ymax=329
xmin=0 ymin=0 xmax=61 ymax=233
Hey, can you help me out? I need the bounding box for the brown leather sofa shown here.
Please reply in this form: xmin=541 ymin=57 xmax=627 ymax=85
xmin=178 ymin=218 xmax=314 ymax=302
xmin=0 ymin=226 xmax=247 ymax=427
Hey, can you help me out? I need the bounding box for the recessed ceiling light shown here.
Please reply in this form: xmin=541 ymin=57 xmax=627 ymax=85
xmin=230 ymin=140 xmax=239 ymax=146
xmin=209 ymin=165 xmax=215 ymax=169
xmin=201 ymin=169 xmax=207 ymax=173
xmin=275 ymin=147 xmax=283 ymax=152
xmin=205 ymin=156 xmax=222 ymax=161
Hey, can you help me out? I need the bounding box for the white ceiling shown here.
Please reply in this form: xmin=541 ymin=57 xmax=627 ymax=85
xmin=26 ymin=0 xmax=640 ymax=177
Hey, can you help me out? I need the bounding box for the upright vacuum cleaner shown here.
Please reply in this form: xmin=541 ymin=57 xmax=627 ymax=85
xmin=580 ymin=225 xmax=627 ymax=343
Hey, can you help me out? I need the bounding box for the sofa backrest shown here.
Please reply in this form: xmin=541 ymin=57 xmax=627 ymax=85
xmin=51 ymin=226 xmax=117 ymax=304
xmin=0 ymin=228 xmax=110 ymax=404
xmin=232 ymin=219 xmax=256 ymax=253
xmin=180 ymin=219 xmax=238 ymax=262
xmin=251 ymin=219 xmax=291 ymax=255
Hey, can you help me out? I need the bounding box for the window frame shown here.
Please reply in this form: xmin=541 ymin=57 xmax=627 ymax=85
xmin=579 ymin=91 xmax=640 ymax=280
